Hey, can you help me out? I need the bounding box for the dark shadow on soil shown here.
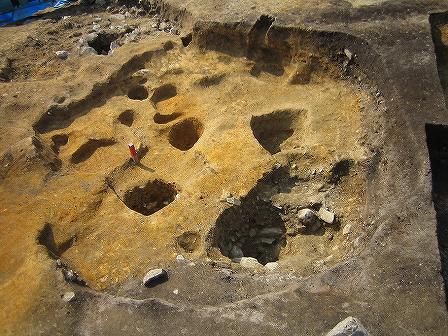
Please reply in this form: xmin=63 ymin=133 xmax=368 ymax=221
xmin=153 ymin=112 xmax=182 ymax=124
xmin=37 ymin=223 xmax=76 ymax=259
xmin=150 ymin=84 xmax=177 ymax=104
xmin=71 ymin=138 xmax=116 ymax=164
xmin=136 ymin=162 xmax=155 ymax=172
xmin=425 ymin=123 xmax=448 ymax=307
xmin=51 ymin=134 xmax=68 ymax=154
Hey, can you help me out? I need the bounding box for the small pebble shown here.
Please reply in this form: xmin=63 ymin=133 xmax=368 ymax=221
xmin=61 ymin=291 xmax=75 ymax=302
xmin=55 ymin=50 xmax=69 ymax=60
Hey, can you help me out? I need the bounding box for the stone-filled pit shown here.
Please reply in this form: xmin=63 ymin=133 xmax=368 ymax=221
xmin=210 ymin=168 xmax=298 ymax=265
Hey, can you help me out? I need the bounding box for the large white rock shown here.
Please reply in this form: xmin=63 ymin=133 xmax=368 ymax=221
xmin=325 ymin=316 xmax=369 ymax=336
xmin=297 ymin=208 xmax=318 ymax=225
xmin=239 ymin=257 xmax=263 ymax=269
xmin=317 ymin=207 xmax=335 ymax=225
xmin=264 ymin=262 xmax=278 ymax=271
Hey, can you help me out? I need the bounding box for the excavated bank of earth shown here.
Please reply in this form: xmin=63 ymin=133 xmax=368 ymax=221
xmin=18 ymin=18 xmax=382 ymax=291
xmin=8 ymin=1 xmax=443 ymax=334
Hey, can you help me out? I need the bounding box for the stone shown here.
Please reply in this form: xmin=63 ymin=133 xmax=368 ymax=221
xmin=84 ymin=32 xmax=99 ymax=44
xmin=239 ymin=257 xmax=263 ymax=269
xmin=109 ymin=41 xmax=120 ymax=51
xmin=159 ymin=22 xmax=167 ymax=30
xmin=325 ymin=316 xmax=369 ymax=336
xmin=61 ymin=291 xmax=75 ymax=302
xmin=53 ymin=95 xmax=67 ymax=104
xmin=256 ymin=237 xmax=275 ymax=244
xmin=173 ymin=289 xmax=179 ymax=294
xmin=92 ymin=24 xmax=101 ymax=31
xmin=210 ymin=260 xmax=231 ymax=269
xmin=132 ymin=69 xmax=150 ymax=79
xmin=170 ymin=27 xmax=179 ymax=35
xmin=297 ymin=208 xmax=322 ymax=233
xmin=264 ymin=262 xmax=278 ymax=271
xmin=258 ymin=227 xmax=283 ymax=237
xmin=226 ymin=196 xmax=241 ymax=206
xmin=55 ymin=50 xmax=69 ymax=60
xmin=344 ymin=48 xmax=353 ymax=61
xmin=342 ymin=224 xmax=352 ymax=235
xmin=297 ymin=208 xmax=318 ymax=226
xmin=137 ymin=9 xmax=146 ymax=16
xmin=176 ymin=254 xmax=187 ymax=263
xmin=110 ymin=14 xmax=125 ymax=21
xmin=61 ymin=268 xmax=87 ymax=286
xmin=229 ymin=245 xmax=243 ymax=259
xmin=228 ymin=197 xmax=241 ymax=205
xmin=317 ymin=207 xmax=335 ymax=225
xmin=80 ymin=46 xmax=97 ymax=56
xmin=142 ymin=268 xmax=168 ymax=287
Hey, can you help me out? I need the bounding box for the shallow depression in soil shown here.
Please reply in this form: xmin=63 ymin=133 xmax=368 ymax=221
xmin=169 ymin=117 xmax=203 ymax=151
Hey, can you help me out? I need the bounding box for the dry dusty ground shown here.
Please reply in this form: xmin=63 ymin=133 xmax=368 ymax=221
xmin=1 ymin=0 xmax=448 ymax=335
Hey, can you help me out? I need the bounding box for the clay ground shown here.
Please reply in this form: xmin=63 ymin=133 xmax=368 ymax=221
xmin=1 ymin=0 xmax=448 ymax=335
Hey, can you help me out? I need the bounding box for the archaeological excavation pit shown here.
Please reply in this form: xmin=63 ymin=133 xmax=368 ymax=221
xmin=150 ymin=84 xmax=177 ymax=104
xmin=123 ymin=179 xmax=177 ymax=216
xmin=127 ymin=85 xmax=149 ymax=100
xmin=37 ymin=223 xmax=76 ymax=259
xmin=87 ymin=32 xmax=119 ymax=55
xmin=118 ymin=109 xmax=135 ymax=126
xmin=25 ymin=18 xmax=379 ymax=293
xmin=51 ymin=134 xmax=68 ymax=154
xmin=210 ymin=169 xmax=296 ymax=265
xmin=251 ymin=109 xmax=304 ymax=154
xmin=168 ymin=118 xmax=203 ymax=151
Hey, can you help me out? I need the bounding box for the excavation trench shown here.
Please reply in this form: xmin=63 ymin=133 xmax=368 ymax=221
xmin=426 ymin=123 xmax=448 ymax=305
